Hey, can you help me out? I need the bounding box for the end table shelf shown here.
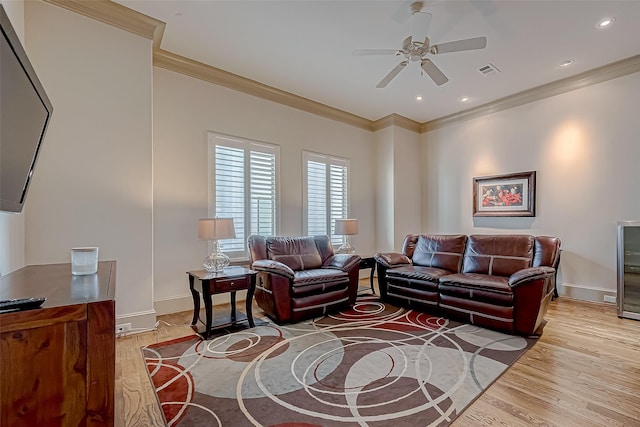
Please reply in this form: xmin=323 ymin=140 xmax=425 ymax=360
xmin=187 ymin=266 xmax=257 ymax=339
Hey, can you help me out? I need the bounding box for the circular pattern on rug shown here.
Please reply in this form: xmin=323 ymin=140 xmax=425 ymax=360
xmin=142 ymin=299 xmax=539 ymax=426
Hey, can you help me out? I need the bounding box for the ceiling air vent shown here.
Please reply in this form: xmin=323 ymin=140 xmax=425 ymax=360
xmin=478 ymin=63 xmax=500 ymax=76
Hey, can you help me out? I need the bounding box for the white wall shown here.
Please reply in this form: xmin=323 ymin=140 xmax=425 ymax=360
xmin=374 ymin=127 xmax=394 ymax=253
xmin=422 ymin=72 xmax=640 ymax=301
xmin=0 ymin=0 xmax=26 ymax=277
xmin=392 ymin=126 xmax=422 ymax=249
xmin=152 ymin=67 xmax=376 ymax=313
xmin=373 ymin=126 xmax=422 ymax=253
xmin=24 ymin=1 xmax=155 ymax=327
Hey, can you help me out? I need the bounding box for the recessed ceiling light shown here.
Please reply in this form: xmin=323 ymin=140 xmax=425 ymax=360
xmin=597 ymin=17 xmax=615 ymax=28
xmin=560 ymin=59 xmax=574 ymax=67
xmin=460 ymin=96 xmax=469 ymax=102
xmin=416 ymin=96 xmax=423 ymax=101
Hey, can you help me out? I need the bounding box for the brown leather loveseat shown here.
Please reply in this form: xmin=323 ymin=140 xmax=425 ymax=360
xmin=375 ymin=234 xmax=561 ymax=335
xmin=248 ymin=235 xmax=361 ymax=323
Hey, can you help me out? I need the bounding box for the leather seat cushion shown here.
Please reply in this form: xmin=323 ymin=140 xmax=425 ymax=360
xmin=290 ymin=269 xmax=349 ymax=298
xmin=439 ymin=273 xmax=513 ymax=306
xmin=387 ymin=265 xmax=451 ymax=283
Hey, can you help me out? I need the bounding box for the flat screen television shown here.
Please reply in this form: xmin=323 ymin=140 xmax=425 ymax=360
xmin=0 ymin=4 xmax=53 ymax=213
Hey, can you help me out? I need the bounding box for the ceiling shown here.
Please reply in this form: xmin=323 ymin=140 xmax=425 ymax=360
xmin=115 ymin=0 xmax=640 ymax=124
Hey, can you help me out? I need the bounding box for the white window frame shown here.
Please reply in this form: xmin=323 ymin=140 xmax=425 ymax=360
xmin=208 ymin=132 xmax=280 ymax=260
xmin=302 ymin=151 xmax=350 ymax=247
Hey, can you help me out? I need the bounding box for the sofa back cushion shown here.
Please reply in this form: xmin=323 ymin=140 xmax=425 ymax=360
xmin=533 ymin=236 xmax=561 ymax=268
xmin=408 ymin=234 xmax=467 ymax=273
xmin=462 ymin=235 xmax=534 ymax=277
xmin=265 ymin=236 xmax=323 ymax=271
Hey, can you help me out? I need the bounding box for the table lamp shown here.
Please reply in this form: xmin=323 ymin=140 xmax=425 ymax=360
xmin=334 ymin=218 xmax=358 ymax=254
xmin=198 ymin=218 xmax=236 ymax=272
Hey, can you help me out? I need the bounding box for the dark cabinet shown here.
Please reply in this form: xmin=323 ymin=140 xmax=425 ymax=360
xmin=0 ymin=262 xmax=116 ymax=426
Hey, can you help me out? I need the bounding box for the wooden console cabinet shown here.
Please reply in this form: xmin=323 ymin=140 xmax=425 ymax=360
xmin=0 ymin=261 xmax=116 ymax=426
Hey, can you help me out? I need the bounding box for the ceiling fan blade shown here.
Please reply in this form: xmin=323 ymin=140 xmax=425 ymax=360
xmin=402 ymin=35 xmax=412 ymax=51
xmin=353 ymin=49 xmax=399 ymax=56
xmin=376 ymin=61 xmax=408 ymax=88
xmin=421 ymin=59 xmax=449 ymax=86
xmin=431 ymin=36 xmax=487 ymax=54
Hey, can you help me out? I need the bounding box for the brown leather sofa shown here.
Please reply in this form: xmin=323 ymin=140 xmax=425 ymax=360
xmin=375 ymin=234 xmax=561 ymax=335
xmin=248 ymin=235 xmax=361 ymax=323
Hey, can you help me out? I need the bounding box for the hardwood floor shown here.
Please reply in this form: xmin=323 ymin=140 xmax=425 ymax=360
xmin=116 ymin=281 xmax=640 ymax=426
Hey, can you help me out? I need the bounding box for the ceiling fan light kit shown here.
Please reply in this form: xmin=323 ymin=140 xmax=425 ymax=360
xmin=354 ymin=1 xmax=488 ymax=88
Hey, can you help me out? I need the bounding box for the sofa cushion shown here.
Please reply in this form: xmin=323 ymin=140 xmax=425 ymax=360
xmin=291 ymin=269 xmax=349 ymax=298
xmin=439 ymin=273 xmax=513 ymax=306
xmin=387 ymin=265 xmax=451 ymax=282
xmin=411 ymin=234 xmax=467 ymax=272
xmin=266 ymin=236 xmax=322 ymax=270
xmin=292 ymin=268 xmax=347 ymax=285
xmin=533 ymin=236 xmax=561 ymax=268
xmin=462 ymin=235 xmax=534 ymax=277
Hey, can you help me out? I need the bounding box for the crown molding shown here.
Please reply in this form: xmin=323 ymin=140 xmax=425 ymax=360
xmin=423 ymin=54 xmax=640 ymax=132
xmin=153 ymin=49 xmax=374 ymax=131
xmin=43 ymin=1 xmax=640 ymax=135
xmin=372 ymin=114 xmax=421 ymax=133
xmin=44 ymin=0 xmax=165 ymax=49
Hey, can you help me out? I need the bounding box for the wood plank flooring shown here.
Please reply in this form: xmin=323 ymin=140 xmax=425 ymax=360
xmin=115 ymin=281 xmax=640 ymax=426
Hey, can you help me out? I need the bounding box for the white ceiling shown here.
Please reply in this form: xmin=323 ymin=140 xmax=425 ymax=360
xmin=116 ymin=0 xmax=640 ymax=123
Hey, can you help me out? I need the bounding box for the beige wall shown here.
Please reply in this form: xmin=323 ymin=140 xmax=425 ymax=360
xmin=422 ymin=71 xmax=640 ymax=301
xmin=373 ymin=126 xmax=422 ymax=253
xmin=23 ymin=1 xmax=154 ymax=326
xmin=8 ymin=0 xmax=637 ymax=322
xmin=152 ymin=67 xmax=376 ymax=312
xmin=0 ymin=0 xmax=26 ymax=277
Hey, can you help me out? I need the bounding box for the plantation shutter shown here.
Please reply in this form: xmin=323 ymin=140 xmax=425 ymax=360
xmin=249 ymin=150 xmax=276 ymax=237
xmin=210 ymin=133 xmax=279 ymax=259
xmin=303 ymin=152 xmax=350 ymax=247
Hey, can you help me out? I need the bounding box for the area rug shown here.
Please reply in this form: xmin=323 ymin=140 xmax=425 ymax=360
xmin=142 ymin=297 xmax=537 ymax=426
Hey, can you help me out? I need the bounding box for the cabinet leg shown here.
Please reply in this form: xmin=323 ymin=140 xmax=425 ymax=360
xmin=189 ymin=275 xmax=200 ymax=326
xmin=230 ymin=291 xmax=237 ymax=322
xmin=246 ymin=275 xmax=255 ymax=328
xmin=203 ymin=280 xmax=213 ymax=339
xmin=370 ymin=263 xmax=376 ymax=294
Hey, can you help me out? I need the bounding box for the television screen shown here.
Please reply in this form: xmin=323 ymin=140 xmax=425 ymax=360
xmin=0 ymin=4 xmax=53 ymax=213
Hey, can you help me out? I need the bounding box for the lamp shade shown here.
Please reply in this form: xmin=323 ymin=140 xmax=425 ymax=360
xmin=334 ymin=218 xmax=358 ymax=235
xmin=198 ymin=218 xmax=236 ymax=240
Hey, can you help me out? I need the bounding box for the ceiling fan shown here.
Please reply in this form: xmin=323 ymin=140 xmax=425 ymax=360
xmin=353 ymin=1 xmax=487 ymax=88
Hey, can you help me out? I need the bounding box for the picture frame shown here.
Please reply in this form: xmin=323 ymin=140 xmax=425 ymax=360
xmin=473 ymin=171 xmax=536 ymax=217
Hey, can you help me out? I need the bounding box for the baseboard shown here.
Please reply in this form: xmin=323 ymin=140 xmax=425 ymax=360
xmin=154 ymin=290 xmax=248 ymax=316
xmin=557 ymin=282 xmax=616 ymax=304
xmin=115 ymin=309 xmax=157 ymax=333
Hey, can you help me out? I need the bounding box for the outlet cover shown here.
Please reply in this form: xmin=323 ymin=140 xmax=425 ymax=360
xmin=116 ymin=323 xmax=132 ymax=334
xmin=603 ymin=295 xmax=616 ymax=303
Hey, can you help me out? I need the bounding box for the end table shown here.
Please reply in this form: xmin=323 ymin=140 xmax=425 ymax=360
xmin=359 ymin=256 xmax=376 ymax=294
xmin=187 ymin=266 xmax=257 ymax=339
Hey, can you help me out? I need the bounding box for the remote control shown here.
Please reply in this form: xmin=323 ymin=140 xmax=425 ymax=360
xmin=0 ymin=297 xmax=46 ymax=311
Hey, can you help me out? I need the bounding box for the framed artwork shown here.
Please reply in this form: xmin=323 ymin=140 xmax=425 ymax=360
xmin=473 ymin=171 xmax=536 ymax=217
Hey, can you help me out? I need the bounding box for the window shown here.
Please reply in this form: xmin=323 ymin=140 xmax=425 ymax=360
xmin=209 ymin=133 xmax=279 ymax=259
xmin=303 ymin=151 xmax=350 ymax=247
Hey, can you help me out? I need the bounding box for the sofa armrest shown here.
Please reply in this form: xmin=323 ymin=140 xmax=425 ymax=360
xmin=323 ymin=254 xmax=361 ymax=272
xmin=251 ymin=259 xmax=295 ymax=280
xmin=509 ymin=266 xmax=555 ymax=288
xmin=374 ymin=252 xmax=412 ymax=269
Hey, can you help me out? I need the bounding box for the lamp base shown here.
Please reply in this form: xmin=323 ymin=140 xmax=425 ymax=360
xmin=203 ymin=241 xmax=230 ymax=272
xmin=336 ymin=242 xmax=356 ymax=255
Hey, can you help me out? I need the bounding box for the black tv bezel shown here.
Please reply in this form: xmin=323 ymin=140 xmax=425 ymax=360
xmin=0 ymin=4 xmax=53 ymax=213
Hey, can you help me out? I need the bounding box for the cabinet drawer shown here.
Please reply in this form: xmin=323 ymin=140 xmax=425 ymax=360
xmin=213 ymin=276 xmax=249 ymax=293
xmin=359 ymin=257 xmax=375 ymax=269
